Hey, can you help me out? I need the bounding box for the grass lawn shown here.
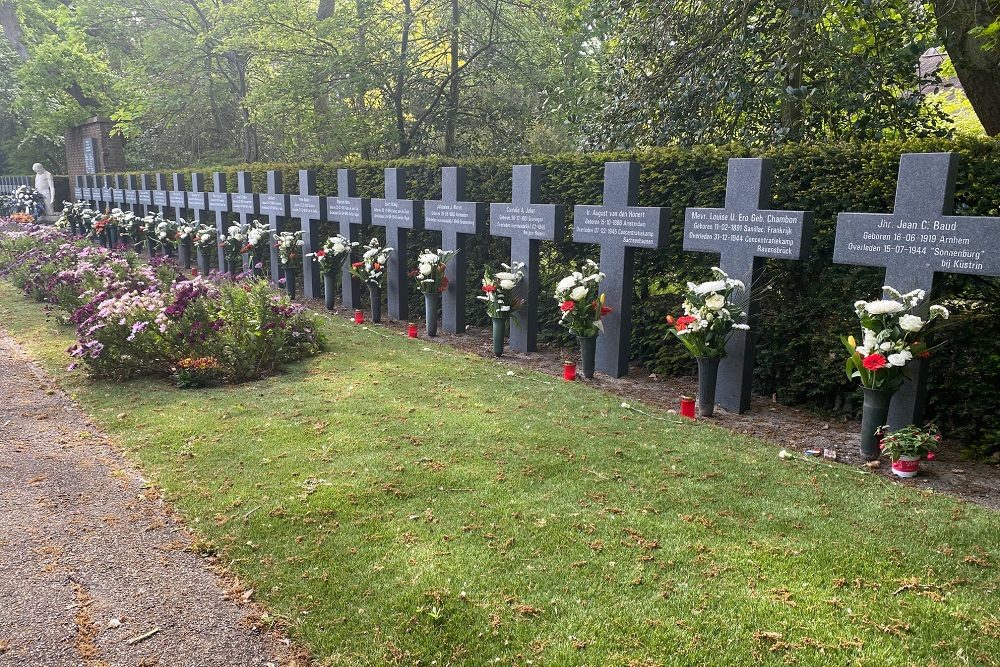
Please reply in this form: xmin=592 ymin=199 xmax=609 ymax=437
xmin=1 ymin=280 xmax=998 ymax=666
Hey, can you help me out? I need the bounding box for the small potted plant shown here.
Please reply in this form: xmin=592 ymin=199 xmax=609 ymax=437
xmin=411 ymin=248 xmax=458 ymax=337
xmin=554 ymin=260 xmax=610 ymax=379
xmin=665 ymin=267 xmax=748 ymax=417
xmin=349 ymin=238 xmax=392 ymax=323
xmin=478 ymin=263 xmax=525 ymax=357
xmin=877 ymin=423 xmax=940 ymax=477
xmin=308 ymin=233 xmax=357 ymax=310
xmin=841 ymin=286 xmax=950 ymax=459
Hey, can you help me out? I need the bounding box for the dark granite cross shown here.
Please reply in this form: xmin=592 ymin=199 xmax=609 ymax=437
xmin=326 ymin=169 xmax=371 ymax=309
xmin=573 ymin=161 xmax=670 ymax=378
xmin=187 ymin=172 xmax=209 ymax=223
xmin=73 ymin=175 xmax=83 ymax=202
xmin=152 ymin=174 xmax=169 ymax=217
xmin=423 ymin=167 xmax=488 ymax=334
xmin=490 ymin=165 xmax=566 ymax=352
xmin=834 ymin=151 xmax=1000 ymax=428
xmin=86 ymin=175 xmax=99 ymax=206
xmin=167 ymin=173 xmax=186 ymax=221
xmin=100 ymin=175 xmax=113 ymax=209
xmin=290 ymin=170 xmax=324 ymax=298
xmin=683 ymin=158 xmax=813 ymax=414
xmin=137 ymin=174 xmax=154 ymax=215
xmin=207 ymin=172 xmax=231 ymax=270
xmin=258 ymin=170 xmax=288 ymax=282
xmin=124 ymin=175 xmax=139 ymax=213
xmin=112 ymin=174 xmax=126 ymax=207
xmin=372 ymin=168 xmax=425 ymax=321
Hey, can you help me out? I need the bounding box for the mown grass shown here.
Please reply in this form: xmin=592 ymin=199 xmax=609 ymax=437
xmin=1 ymin=280 xmax=997 ymax=666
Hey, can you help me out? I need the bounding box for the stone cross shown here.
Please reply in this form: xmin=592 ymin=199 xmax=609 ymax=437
xmin=423 ymin=167 xmax=488 ymax=334
xmin=490 ymin=165 xmax=566 ymax=352
xmin=138 ymin=174 xmax=154 ymax=215
xmin=372 ymin=168 xmax=425 ymax=321
xmin=87 ymin=175 xmax=99 ymax=207
xmin=112 ymin=174 xmax=126 ymax=207
xmin=683 ymin=158 xmax=813 ymax=413
xmin=258 ymin=170 xmax=288 ymax=283
xmin=834 ymin=151 xmax=1000 ymax=428
xmin=100 ymin=174 xmax=113 ymax=209
xmin=290 ymin=170 xmax=324 ymax=298
xmin=207 ymin=172 xmax=231 ymax=270
xmin=326 ymin=169 xmax=371 ymax=309
xmin=187 ymin=172 xmax=209 ymax=223
xmin=73 ymin=175 xmax=83 ymax=202
xmin=124 ymin=175 xmax=139 ymax=213
xmin=152 ymin=174 xmax=169 ymax=217
xmin=573 ymin=161 xmax=670 ymax=378
xmin=169 ymin=173 xmax=188 ymax=223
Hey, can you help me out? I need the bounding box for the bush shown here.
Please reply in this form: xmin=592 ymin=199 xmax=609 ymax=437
xmin=107 ymin=138 xmax=1000 ymax=456
xmin=0 ymin=227 xmax=325 ymax=384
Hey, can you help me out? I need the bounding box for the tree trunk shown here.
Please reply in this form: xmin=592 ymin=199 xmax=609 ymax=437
xmin=934 ymin=0 xmax=1000 ymax=135
xmin=394 ymin=0 xmax=413 ymax=157
xmin=780 ymin=0 xmax=804 ymax=139
xmin=444 ymin=0 xmax=460 ymax=156
xmin=0 ymin=1 xmax=28 ymax=61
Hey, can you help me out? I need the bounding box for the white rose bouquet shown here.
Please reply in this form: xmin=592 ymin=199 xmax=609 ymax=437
xmin=841 ymin=286 xmax=949 ymax=392
xmin=479 ymin=263 xmax=525 ymax=318
xmin=554 ymin=259 xmax=610 ymax=338
xmin=309 ymin=234 xmax=357 ymax=274
xmin=411 ymin=248 xmax=458 ymax=294
xmin=219 ymin=223 xmax=248 ymax=266
xmin=665 ymin=267 xmax=748 ymax=358
xmin=193 ymin=223 xmax=217 ymax=251
xmin=274 ymin=230 xmax=304 ymax=265
xmin=349 ymin=238 xmax=393 ymax=286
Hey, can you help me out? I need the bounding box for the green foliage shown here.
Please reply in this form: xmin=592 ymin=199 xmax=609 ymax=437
xmin=127 ymin=136 xmax=1000 ymax=456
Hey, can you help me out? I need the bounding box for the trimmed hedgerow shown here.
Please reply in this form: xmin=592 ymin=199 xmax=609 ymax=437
xmin=121 ymin=137 xmax=1000 ymax=456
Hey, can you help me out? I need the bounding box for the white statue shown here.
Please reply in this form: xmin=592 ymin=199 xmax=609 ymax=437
xmin=32 ymin=163 xmax=55 ymax=217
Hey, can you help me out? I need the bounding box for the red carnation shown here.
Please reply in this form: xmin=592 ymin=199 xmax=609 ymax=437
xmin=373 ymin=262 xmax=382 ymax=271
xmin=483 ymin=284 xmax=496 ymax=293
xmin=316 ymin=249 xmax=326 ymax=257
xmin=862 ymin=353 xmax=888 ymax=371
xmin=675 ymin=315 xmax=697 ymax=331
xmin=560 ymin=300 xmax=575 ymax=312
xmin=600 ymin=305 xmax=612 ymax=316
xmin=352 ymin=262 xmax=363 ymax=269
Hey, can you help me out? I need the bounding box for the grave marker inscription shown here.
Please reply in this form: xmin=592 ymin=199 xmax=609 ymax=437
xmin=326 ymin=169 xmax=370 ymax=309
xmin=208 ymin=172 xmax=231 ymax=269
xmin=290 ymin=170 xmax=324 ymax=299
xmin=573 ymin=161 xmax=670 ymax=378
xmin=683 ymin=158 xmax=813 ymax=413
xmin=187 ymin=173 xmax=208 ymax=223
xmin=372 ymin=168 xmax=424 ymax=321
xmin=490 ymin=165 xmax=565 ymax=352
xmin=258 ymin=171 xmax=288 ymax=283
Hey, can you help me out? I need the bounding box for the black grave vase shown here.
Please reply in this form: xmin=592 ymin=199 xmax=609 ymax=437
xmin=368 ymin=284 xmax=382 ymax=323
xmin=284 ymin=266 xmax=297 ymax=299
xmin=109 ymin=226 xmax=120 ymax=248
xmin=578 ymin=335 xmax=597 ymax=379
xmin=323 ymin=272 xmax=336 ymax=311
xmin=696 ymin=356 xmax=721 ymax=417
xmin=241 ymin=252 xmax=252 ymax=275
xmin=860 ymin=387 xmax=893 ymax=460
xmin=196 ymin=247 xmax=211 ymax=276
xmin=178 ymin=240 xmax=192 ymax=269
xmin=146 ymin=237 xmax=156 ymax=257
xmin=492 ymin=317 xmax=507 ymax=357
xmin=425 ymin=292 xmax=440 ymax=337
xmin=160 ymin=241 xmax=174 ymax=257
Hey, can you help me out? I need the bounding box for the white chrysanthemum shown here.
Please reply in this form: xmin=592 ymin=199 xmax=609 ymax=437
xmin=419 ymin=252 xmax=439 ymax=264
xmin=556 ymin=276 xmax=577 ymax=293
xmin=887 ymin=350 xmax=913 ymax=367
xmin=733 ymin=323 xmax=750 ymax=331
xmin=363 ymin=248 xmax=378 ymax=259
xmin=495 ymin=272 xmax=515 ymax=281
xmin=499 ymin=279 xmax=515 ymax=290
xmin=332 ymin=242 xmax=346 ymax=254
xmin=898 ymin=314 xmax=924 ymax=332
xmin=863 ymin=329 xmax=878 ymax=349
xmin=705 ymin=294 xmax=726 ymax=310
xmin=693 ymin=279 xmax=727 ymax=295
xmin=865 ymin=299 xmax=905 ymax=315
xmin=419 ymin=263 xmax=433 ymax=276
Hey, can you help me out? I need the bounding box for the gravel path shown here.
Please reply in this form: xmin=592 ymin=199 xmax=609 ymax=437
xmin=0 ymin=330 xmax=301 ymax=667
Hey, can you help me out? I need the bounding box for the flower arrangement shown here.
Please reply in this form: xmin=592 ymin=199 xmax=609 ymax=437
xmin=193 ymin=223 xmax=217 ymax=250
xmin=242 ymin=219 xmax=270 ymax=254
xmin=176 ymin=219 xmax=198 ymax=244
xmin=554 ymin=260 xmax=610 ymax=337
xmin=10 ymin=212 xmax=35 ymax=225
xmin=665 ymin=267 xmax=748 ymax=358
xmin=841 ymin=286 xmax=950 ymax=392
xmin=309 ymin=234 xmax=357 ymax=273
xmin=349 ymin=238 xmax=392 ymax=286
xmin=876 ymin=423 xmax=941 ymax=461
xmin=479 ymin=263 xmax=525 ymax=318
xmin=56 ymin=202 xmax=95 ymax=233
xmin=154 ymin=217 xmax=180 ymax=246
xmin=219 ymin=224 xmax=248 ymax=265
xmin=1 ymin=185 xmax=44 ymax=216
xmin=275 ymin=230 xmax=304 ymax=265
xmin=412 ymin=248 xmax=458 ymax=294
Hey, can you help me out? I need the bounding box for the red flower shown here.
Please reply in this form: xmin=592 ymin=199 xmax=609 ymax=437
xmin=665 ymin=315 xmax=675 ymax=325
xmin=352 ymin=261 xmax=364 ymax=269
xmin=862 ymin=353 xmax=888 ymax=371
xmin=674 ymin=315 xmax=696 ymax=331
xmin=483 ymin=284 xmax=496 ymax=293
xmin=438 ymin=276 xmax=450 ymax=292
xmin=600 ymin=305 xmax=612 ymax=316
xmin=560 ymin=300 xmax=575 ymax=312
xmin=316 ymin=249 xmax=326 ymax=257
xmin=373 ymin=262 xmax=382 ymax=271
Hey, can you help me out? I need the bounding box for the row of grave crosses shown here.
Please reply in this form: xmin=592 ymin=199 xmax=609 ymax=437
xmin=74 ymin=153 xmax=1000 ymax=428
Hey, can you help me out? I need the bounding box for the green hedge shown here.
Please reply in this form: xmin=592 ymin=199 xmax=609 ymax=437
xmin=123 ymin=138 xmax=1000 ymax=457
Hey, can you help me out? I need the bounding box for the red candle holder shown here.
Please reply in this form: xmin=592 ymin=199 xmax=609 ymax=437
xmin=354 ymin=309 xmax=364 ymax=324
xmin=680 ymin=396 xmax=696 ymax=419
xmin=563 ymin=361 xmax=576 ymax=382
xmin=407 ymin=322 xmax=418 ymax=338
